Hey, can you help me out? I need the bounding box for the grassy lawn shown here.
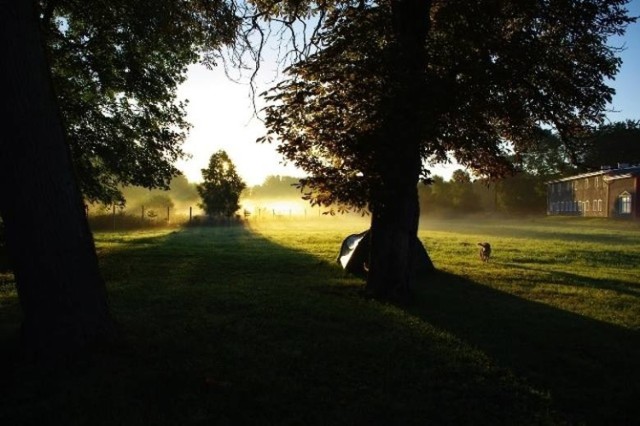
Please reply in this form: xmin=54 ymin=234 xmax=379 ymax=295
xmin=1 ymin=216 xmax=638 ymax=425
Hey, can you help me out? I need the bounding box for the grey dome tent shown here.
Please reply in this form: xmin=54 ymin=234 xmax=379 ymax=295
xmin=337 ymin=230 xmax=435 ymax=280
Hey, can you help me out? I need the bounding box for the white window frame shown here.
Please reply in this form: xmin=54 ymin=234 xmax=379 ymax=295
xmin=619 ymin=192 xmax=632 ymax=214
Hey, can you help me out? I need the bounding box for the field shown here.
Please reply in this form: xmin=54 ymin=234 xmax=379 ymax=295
xmin=1 ymin=216 xmax=639 ymax=425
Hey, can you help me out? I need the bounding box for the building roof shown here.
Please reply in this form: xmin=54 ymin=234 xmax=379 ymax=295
xmin=547 ymin=165 xmax=640 ymax=184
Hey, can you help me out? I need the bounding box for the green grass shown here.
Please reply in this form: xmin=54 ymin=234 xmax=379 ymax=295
xmin=1 ymin=216 xmax=639 ymax=425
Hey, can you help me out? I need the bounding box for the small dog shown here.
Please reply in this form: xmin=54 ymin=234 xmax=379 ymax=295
xmin=478 ymin=242 xmax=491 ymax=262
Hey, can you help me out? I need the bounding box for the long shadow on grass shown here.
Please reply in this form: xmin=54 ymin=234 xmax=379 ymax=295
xmin=413 ymin=270 xmax=640 ymax=425
xmin=0 ymin=226 xmax=558 ymax=426
xmin=2 ymin=226 xmax=636 ymax=425
xmin=502 ymin=262 xmax=640 ymax=297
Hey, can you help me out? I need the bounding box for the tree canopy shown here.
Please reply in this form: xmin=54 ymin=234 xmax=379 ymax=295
xmin=513 ymin=120 xmax=640 ymax=178
xmin=197 ymin=150 xmax=246 ymax=218
xmin=38 ymin=0 xmax=238 ymax=203
xmin=578 ymin=120 xmax=640 ymax=169
xmin=245 ymin=175 xmax=302 ymax=199
xmin=262 ymin=0 xmax=635 ymax=211
xmin=515 ymin=128 xmax=578 ymax=178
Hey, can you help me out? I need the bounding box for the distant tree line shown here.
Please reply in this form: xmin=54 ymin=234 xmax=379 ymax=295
xmin=419 ymin=171 xmax=548 ymax=216
xmin=85 ymin=175 xmax=199 ymax=229
xmin=87 ymin=150 xmax=251 ymax=228
xmin=245 ymin=120 xmax=640 ymax=219
xmin=421 ymin=121 xmax=640 ymax=216
xmin=243 ymin=176 xmax=302 ymax=200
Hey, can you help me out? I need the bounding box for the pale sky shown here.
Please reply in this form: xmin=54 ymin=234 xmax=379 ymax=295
xmin=176 ymin=2 xmax=640 ymax=186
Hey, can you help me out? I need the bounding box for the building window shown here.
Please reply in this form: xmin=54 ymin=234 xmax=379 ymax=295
xmin=585 ymin=178 xmax=589 ymax=189
xmin=598 ymin=199 xmax=603 ymax=212
xmin=585 ymin=200 xmax=590 ymax=212
xmin=619 ymin=193 xmax=632 ymax=214
xmin=595 ymin=177 xmax=600 ymax=188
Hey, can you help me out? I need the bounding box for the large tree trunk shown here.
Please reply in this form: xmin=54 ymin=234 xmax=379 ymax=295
xmin=367 ymin=175 xmax=422 ymax=302
xmin=0 ymin=0 xmax=116 ymax=360
xmin=366 ymin=0 xmax=431 ymax=302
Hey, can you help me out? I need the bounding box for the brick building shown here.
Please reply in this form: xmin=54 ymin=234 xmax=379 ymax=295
xmin=547 ymin=165 xmax=640 ymax=219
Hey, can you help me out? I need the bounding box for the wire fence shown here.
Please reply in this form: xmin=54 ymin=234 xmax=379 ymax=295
xmin=86 ymin=203 xmax=348 ymax=232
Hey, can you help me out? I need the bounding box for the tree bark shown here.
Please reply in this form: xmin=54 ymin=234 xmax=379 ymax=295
xmin=366 ymin=0 xmax=431 ymax=302
xmin=0 ymin=0 xmax=116 ymax=360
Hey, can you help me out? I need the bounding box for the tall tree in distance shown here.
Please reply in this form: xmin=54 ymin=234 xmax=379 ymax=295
xmin=579 ymin=120 xmax=640 ymax=169
xmin=198 ymin=150 xmax=246 ymax=218
xmin=1 ymin=0 xmax=115 ymax=359
xmin=449 ymin=170 xmax=481 ymax=212
xmin=516 ymin=128 xmax=578 ymax=179
xmin=262 ymin=0 xmax=635 ymax=301
xmin=38 ymin=0 xmax=238 ymax=204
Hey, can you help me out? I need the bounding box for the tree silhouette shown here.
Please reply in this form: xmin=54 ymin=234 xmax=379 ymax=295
xmin=1 ymin=0 xmax=115 ymax=359
xmin=262 ymin=0 xmax=635 ymax=301
xmin=198 ymin=151 xmax=247 ymax=218
xmin=450 ymin=170 xmax=481 ymax=212
xmin=495 ymin=173 xmax=548 ymax=214
xmin=516 ymin=128 xmax=578 ymax=179
xmin=38 ymin=0 xmax=237 ymax=203
xmin=579 ymin=120 xmax=640 ymax=169
xmin=246 ymin=175 xmax=302 ymax=200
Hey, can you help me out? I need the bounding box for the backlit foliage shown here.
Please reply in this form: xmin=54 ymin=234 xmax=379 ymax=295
xmin=38 ymin=0 xmax=238 ymax=203
xmin=261 ymin=0 xmax=635 ymax=211
xmin=197 ymin=150 xmax=246 ymax=218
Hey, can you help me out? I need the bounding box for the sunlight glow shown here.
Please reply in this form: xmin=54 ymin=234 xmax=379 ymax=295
xmin=176 ymin=5 xmax=639 ymax=187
